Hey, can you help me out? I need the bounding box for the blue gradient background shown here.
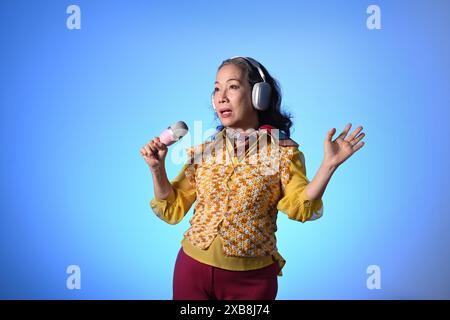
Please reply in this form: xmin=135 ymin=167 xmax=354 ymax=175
xmin=1 ymin=0 xmax=449 ymax=299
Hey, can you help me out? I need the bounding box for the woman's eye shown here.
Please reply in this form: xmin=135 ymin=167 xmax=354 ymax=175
xmin=230 ymin=85 xmax=239 ymax=90
xmin=214 ymin=87 xmax=219 ymax=93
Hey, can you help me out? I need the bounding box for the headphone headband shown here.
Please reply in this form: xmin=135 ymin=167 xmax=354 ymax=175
xmin=229 ymin=56 xmax=267 ymax=83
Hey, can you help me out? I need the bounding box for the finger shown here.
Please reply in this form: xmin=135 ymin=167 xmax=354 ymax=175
xmin=142 ymin=147 xmax=150 ymax=156
xmin=346 ymin=126 xmax=363 ymax=142
xmin=145 ymin=145 xmax=153 ymax=155
xmin=156 ymin=141 xmax=167 ymax=150
xmin=142 ymin=153 xmax=151 ymax=160
xmin=153 ymin=140 xmax=163 ymax=151
xmin=336 ymin=123 xmax=352 ymax=141
xmin=149 ymin=140 xmax=158 ymax=150
xmin=150 ymin=145 xmax=159 ymax=155
xmin=148 ymin=138 xmax=157 ymax=147
xmin=351 ymin=132 xmax=365 ymax=146
xmin=352 ymin=141 xmax=365 ymax=152
xmin=326 ymin=128 xmax=336 ymax=142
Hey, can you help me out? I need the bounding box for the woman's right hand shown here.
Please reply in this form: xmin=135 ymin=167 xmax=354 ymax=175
xmin=140 ymin=137 xmax=168 ymax=172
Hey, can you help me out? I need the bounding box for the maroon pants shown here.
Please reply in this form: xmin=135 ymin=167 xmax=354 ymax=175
xmin=173 ymin=247 xmax=278 ymax=300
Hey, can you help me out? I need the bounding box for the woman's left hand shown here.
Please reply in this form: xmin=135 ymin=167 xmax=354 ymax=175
xmin=323 ymin=123 xmax=365 ymax=169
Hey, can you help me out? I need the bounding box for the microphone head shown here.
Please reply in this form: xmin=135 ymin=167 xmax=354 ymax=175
xmin=170 ymin=121 xmax=189 ymax=140
xmin=159 ymin=121 xmax=189 ymax=146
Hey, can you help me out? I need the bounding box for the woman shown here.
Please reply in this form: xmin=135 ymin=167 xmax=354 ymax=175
xmin=140 ymin=56 xmax=365 ymax=300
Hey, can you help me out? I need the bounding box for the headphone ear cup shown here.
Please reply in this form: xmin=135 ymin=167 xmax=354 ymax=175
xmin=252 ymin=82 xmax=272 ymax=111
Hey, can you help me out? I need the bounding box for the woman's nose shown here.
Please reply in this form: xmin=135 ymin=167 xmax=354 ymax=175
xmin=219 ymin=89 xmax=228 ymax=103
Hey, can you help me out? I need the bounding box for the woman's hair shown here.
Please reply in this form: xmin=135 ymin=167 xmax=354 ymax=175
xmin=214 ymin=57 xmax=293 ymax=137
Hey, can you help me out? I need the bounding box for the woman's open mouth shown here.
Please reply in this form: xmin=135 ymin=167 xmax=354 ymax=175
xmin=220 ymin=109 xmax=232 ymax=118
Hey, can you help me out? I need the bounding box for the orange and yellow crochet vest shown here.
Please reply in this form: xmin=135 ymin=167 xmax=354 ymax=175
xmin=183 ymin=129 xmax=298 ymax=257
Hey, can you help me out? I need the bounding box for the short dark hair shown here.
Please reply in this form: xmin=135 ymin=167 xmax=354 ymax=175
xmin=213 ymin=57 xmax=293 ymax=137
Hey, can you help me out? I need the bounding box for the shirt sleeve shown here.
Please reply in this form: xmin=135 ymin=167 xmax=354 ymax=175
xmin=149 ymin=163 xmax=196 ymax=225
xmin=276 ymin=148 xmax=324 ymax=223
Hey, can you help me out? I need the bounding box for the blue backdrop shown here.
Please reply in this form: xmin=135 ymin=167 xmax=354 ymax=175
xmin=1 ymin=0 xmax=449 ymax=299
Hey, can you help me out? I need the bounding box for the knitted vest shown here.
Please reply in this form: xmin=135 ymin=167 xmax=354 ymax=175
xmin=184 ymin=130 xmax=298 ymax=257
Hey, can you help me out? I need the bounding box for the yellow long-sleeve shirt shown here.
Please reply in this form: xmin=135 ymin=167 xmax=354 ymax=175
xmin=150 ymin=129 xmax=323 ymax=276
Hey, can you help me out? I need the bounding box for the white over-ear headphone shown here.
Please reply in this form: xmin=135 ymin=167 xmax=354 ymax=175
xmin=212 ymin=56 xmax=273 ymax=112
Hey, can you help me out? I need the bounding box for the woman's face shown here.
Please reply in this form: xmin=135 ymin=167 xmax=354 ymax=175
xmin=213 ymin=64 xmax=259 ymax=131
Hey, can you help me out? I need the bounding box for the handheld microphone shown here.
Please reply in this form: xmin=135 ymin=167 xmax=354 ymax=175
xmin=152 ymin=121 xmax=189 ymax=159
xmin=159 ymin=121 xmax=189 ymax=146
